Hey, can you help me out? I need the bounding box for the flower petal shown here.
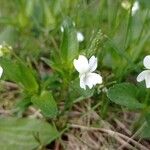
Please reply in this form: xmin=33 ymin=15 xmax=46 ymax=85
xmin=73 ymin=55 xmax=89 ymax=74
xmin=143 ymin=55 xmax=150 ymax=69
xmin=79 ymin=74 xmax=86 ymax=90
xmin=137 ymin=70 xmax=150 ymax=88
xmin=0 ymin=66 xmax=3 ymax=78
xmin=145 ymin=72 xmax=150 ymax=88
xmin=89 ymin=56 xmax=97 ymax=72
xmin=84 ymin=73 xmax=102 ymax=89
xmin=137 ymin=70 xmax=149 ymax=82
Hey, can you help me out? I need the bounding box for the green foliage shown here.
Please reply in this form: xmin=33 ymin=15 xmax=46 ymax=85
xmin=0 ymin=0 xmax=149 ymax=146
xmin=0 ymin=117 xmax=59 ymax=149
xmin=31 ymin=91 xmax=58 ymax=118
xmin=0 ymin=58 xmax=38 ymax=93
xmin=107 ymin=83 xmax=144 ymax=109
xmin=60 ymin=18 xmax=79 ymax=66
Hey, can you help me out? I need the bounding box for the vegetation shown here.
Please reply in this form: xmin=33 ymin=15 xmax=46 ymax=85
xmin=0 ymin=0 xmax=149 ymax=149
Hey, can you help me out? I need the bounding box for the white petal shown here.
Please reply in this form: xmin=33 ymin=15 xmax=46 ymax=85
xmin=89 ymin=56 xmax=97 ymax=72
xmin=143 ymin=55 xmax=150 ymax=69
xmin=84 ymin=73 xmax=102 ymax=89
xmin=0 ymin=66 xmax=3 ymax=78
xmin=137 ymin=70 xmax=150 ymax=88
xmin=132 ymin=1 xmax=139 ymax=16
xmin=145 ymin=73 xmax=150 ymax=88
xmin=137 ymin=70 xmax=149 ymax=82
xmin=73 ymin=55 xmax=89 ymax=74
xmin=77 ymin=32 xmax=84 ymax=42
xmin=79 ymin=74 xmax=86 ymax=90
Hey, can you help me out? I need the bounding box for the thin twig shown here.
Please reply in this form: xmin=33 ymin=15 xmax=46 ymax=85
xmin=69 ymin=124 xmax=149 ymax=150
xmin=118 ymin=122 xmax=147 ymax=150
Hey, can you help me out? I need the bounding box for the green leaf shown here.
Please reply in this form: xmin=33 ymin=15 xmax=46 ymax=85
xmin=31 ymin=91 xmax=58 ymax=118
xmin=0 ymin=58 xmax=39 ymax=93
xmin=107 ymin=83 xmax=144 ymax=109
xmin=61 ymin=18 xmax=79 ymax=64
xmin=0 ymin=117 xmax=59 ymax=150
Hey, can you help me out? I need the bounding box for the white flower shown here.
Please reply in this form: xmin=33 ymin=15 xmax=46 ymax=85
xmin=77 ymin=32 xmax=84 ymax=42
xmin=132 ymin=1 xmax=139 ymax=16
xmin=0 ymin=66 xmax=3 ymax=78
xmin=73 ymin=55 xmax=102 ymax=90
xmin=137 ymin=55 xmax=150 ymax=88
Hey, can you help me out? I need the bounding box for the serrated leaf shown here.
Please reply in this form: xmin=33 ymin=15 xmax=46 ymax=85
xmin=0 ymin=117 xmax=59 ymax=150
xmin=31 ymin=91 xmax=58 ymax=118
xmin=107 ymin=83 xmax=144 ymax=109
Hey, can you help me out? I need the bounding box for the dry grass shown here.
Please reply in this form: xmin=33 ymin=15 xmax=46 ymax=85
xmin=0 ymin=82 xmax=150 ymax=150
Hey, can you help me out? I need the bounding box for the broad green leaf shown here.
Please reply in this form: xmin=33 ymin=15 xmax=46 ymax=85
xmin=60 ymin=18 xmax=79 ymax=64
xmin=0 ymin=58 xmax=39 ymax=93
xmin=31 ymin=91 xmax=58 ymax=118
xmin=107 ymin=83 xmax=144 ymax=109
xmin=0 ymin=117 xmax=59 ymax=150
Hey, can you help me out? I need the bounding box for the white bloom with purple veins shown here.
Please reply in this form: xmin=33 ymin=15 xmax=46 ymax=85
xmin=137 ymin=55 xmax=150 ymax=88
xmin=73 ymin=55 xmax=102 ymax=90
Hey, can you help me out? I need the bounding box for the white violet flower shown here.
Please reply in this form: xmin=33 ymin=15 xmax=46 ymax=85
xmin=137 ymin=55 xmax=150 ymax=88
xmin=0 ymin=66 xmax=3 ymax=78
xmin=73 ymin=55 xmax=102 ymax=90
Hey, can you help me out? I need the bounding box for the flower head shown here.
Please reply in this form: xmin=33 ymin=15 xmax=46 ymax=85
xmin=73 ymin=55 xmax=102 ymax=90
xmin=137 ymin=55 xmax=150 ymax=88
